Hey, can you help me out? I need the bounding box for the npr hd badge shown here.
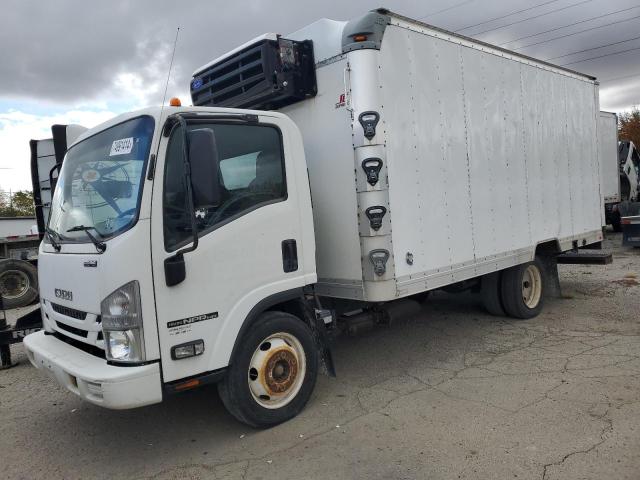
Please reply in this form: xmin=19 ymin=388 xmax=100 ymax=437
xmin=167 ymin=312 xmax=218 ymax=336
xmin=192 ymin=77 xmax=203 ymax=89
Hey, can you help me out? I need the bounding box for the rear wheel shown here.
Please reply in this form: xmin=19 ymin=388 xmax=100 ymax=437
xmin=611 ymin=209 xmax=622 ymax=232
xmin=218 ymin=311 xmax=318 ymax=428
xmin=0 ymin=259 xmax=38 ymax=309
xmin=480 ymin=271 xmax=505 ymax=316
xmin=500 ymin=259 xmax=544 ymax=319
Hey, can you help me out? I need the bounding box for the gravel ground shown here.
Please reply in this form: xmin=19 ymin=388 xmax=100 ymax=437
xmin=1 ymin=231 xmax=639 ymax=480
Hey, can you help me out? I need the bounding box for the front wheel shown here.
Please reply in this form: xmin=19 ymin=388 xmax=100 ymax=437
xmin=500 ymin=259 xmax=545 ymax=319
xmin=218 ymin=311 xmax=318 ymax=428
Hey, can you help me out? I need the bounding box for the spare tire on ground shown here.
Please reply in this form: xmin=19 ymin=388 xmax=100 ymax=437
xmin=0 ymin=259 xmax=39 ymax=309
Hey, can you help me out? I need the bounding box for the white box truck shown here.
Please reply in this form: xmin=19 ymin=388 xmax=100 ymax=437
xmin=0 ymin=126 xmax=86 ymax=310
xmin=25 ymin=9 xmax=604 ymax=427
xmin=599 ymin=111 xmax=620 ymax=227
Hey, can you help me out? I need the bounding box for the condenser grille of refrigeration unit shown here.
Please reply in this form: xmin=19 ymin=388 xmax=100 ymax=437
xmin=191 ymin=38 xmax=316 ymax=110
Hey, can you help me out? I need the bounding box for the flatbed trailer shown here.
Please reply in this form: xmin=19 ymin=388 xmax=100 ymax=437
xmin=0 ymin=297 xmax=42 ymax=368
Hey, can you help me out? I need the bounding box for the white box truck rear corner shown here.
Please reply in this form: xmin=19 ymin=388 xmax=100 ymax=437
xmin=598 ymin=111 xmax=620 ymax=227
xmin=24 ymin=8 xmax=606 ymax=427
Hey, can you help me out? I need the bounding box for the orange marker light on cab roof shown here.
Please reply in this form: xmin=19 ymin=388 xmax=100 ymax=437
xmin=169 ymin=97 xmax=182 ymax=107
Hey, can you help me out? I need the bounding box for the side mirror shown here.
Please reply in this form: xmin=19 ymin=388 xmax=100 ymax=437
xmin=164 ymin=253 xmax=186 ymax=287
xmin=188 ymin=128 xmax=221 ymax=208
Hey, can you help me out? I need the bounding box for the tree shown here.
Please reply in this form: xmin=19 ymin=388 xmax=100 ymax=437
xmin=0 ymin=190 xmax=36 ymax=217
xmin=618 ymin=106 xmax=640 ymax=147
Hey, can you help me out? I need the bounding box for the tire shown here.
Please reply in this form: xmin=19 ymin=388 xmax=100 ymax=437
xmin=0 ymin=259 xmax=38 ymax=309
xmin=218 ymin=311 xmax=318 ymax=428
xmin=480 ymin=271 xmax=505 ymax=316
xmin=611 ymin=209 xmax=622 ymax=232
xmin=500 ymin=259 xmax=544 ymax=320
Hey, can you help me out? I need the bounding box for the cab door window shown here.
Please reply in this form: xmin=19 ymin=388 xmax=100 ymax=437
xmin=163 ymin=122 xmax=286 ymax=251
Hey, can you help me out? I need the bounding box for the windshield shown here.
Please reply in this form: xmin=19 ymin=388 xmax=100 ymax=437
xmin=47 ymin=116 xmax=155 ymax=243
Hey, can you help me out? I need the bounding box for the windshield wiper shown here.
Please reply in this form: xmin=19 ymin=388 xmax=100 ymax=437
xmin=66 ymin=225 xmax=107 ymax=253
xmin=45 ymin=227 xmax=61 ymax=252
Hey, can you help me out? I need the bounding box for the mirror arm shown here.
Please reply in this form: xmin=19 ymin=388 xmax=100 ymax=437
xmin=48 ymin=162 xmax=62 ymax=193
xmin=176 ymin=114 xmax=199 ymax=256
xmin=164 ymin=115 xmax=199 ymax=287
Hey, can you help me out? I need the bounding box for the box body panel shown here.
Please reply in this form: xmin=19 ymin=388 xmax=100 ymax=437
xmin=369 ymin=23 xmax=601 ymax=299
xmin=259 ymin=14 xmax=603 ymax=302
xmin=379 ymin=25 xmax=600 ymax=296
xmin=281 ymin=57 xmax=366 ymax=299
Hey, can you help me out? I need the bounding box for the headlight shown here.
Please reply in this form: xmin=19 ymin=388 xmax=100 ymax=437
xmin=101 ymin=281 xmax=145 ymax=363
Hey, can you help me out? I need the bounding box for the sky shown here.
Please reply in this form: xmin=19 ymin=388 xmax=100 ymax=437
xmin=1 ymin=0 xmax=640 ymax=191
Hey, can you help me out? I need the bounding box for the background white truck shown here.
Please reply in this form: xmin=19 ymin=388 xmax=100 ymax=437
xmin=599 ymin=111 xmax=620 ymax=228
xmin=598 ymin=110 xmax=640 ymax=231
xmin=614 ymin=140 xmax=640 ymax=225
xmin=24 ymin=9 xmax=605 ymax=427
xmin=0 ymin=125 xmax=86 ymax=310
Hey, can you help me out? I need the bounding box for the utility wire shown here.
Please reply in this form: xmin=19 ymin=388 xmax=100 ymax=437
xmin=545 ymin=34 xmax=640 ymax=61
xmin=600 ymin=71 xmax=640 ymax=82
xmin=471 ymin=0 xmax=593 ymax=36
xmin=501 ymin=5 xmax=640 ymax=46
xmin=417 ymin=0 xmax=476 ymax=20
xmin=511 ymin=14 xmax=640 ymax=50
xmin=559 ymin=45 xmax=640 ymax=65
xmin=456 ymin=0 xmax=561 ymax=32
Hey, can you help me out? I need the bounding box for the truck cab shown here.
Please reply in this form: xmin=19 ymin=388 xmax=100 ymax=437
xmin=25 ymin=106 xmax=318 ymax=425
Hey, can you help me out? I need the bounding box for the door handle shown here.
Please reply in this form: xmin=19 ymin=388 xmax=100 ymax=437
xmin=281 ymin=239 xmax=298 ymax=273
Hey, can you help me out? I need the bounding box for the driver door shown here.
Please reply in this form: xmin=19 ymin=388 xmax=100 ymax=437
xmin=150 ymin=115 xmax=307 ymax=382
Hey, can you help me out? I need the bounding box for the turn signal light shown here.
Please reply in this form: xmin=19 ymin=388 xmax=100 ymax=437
xmin=353 ymin=34 xmax=368 ymax=42
xmin=174 ymin=379 xmax=200 ymax=391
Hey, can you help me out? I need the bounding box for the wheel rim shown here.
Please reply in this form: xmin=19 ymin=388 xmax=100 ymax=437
xmin=0 ymin=269 xmax=30 ymax=300
xmin=522 ymin=264 xmax=542 ymax=308
xmin=248 ymin=332 xmax=306 ymax=409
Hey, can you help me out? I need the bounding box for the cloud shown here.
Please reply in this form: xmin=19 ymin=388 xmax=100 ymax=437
xmin=2 ymin=0 xmax=640 ymax=190
xmin=2 ymin=0 xmax=639 ymax=109
xmin=0 ymin=109 xmax=116 ymax=191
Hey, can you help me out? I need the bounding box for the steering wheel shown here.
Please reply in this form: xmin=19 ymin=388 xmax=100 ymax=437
xmin=207 ymin=191 xmax=274 ymax=225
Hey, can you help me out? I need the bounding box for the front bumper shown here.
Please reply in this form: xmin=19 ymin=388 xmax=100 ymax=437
xmin=24 ymin=331 xmax=162 ymax=409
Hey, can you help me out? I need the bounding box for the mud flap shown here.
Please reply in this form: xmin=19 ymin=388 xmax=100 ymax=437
xmin=301 ymin=299 xmax=336 ymax=377
xmin=538 ymin=254 xmax=562 ymax=299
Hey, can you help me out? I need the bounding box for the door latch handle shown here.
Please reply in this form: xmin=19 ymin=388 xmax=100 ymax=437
xmin=365 ymin=206 xmax=387 ymax=231
xmin=361 ymin=158 xmax=383 ymax=186
xmin=282 ymin=239 xmax=298 ymax=273
xmin=369 ymin=249 xmax=390 ymax=276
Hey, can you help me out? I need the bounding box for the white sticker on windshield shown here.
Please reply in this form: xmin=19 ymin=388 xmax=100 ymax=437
xmin=109 ymin=137 xmax=134 ymax=156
